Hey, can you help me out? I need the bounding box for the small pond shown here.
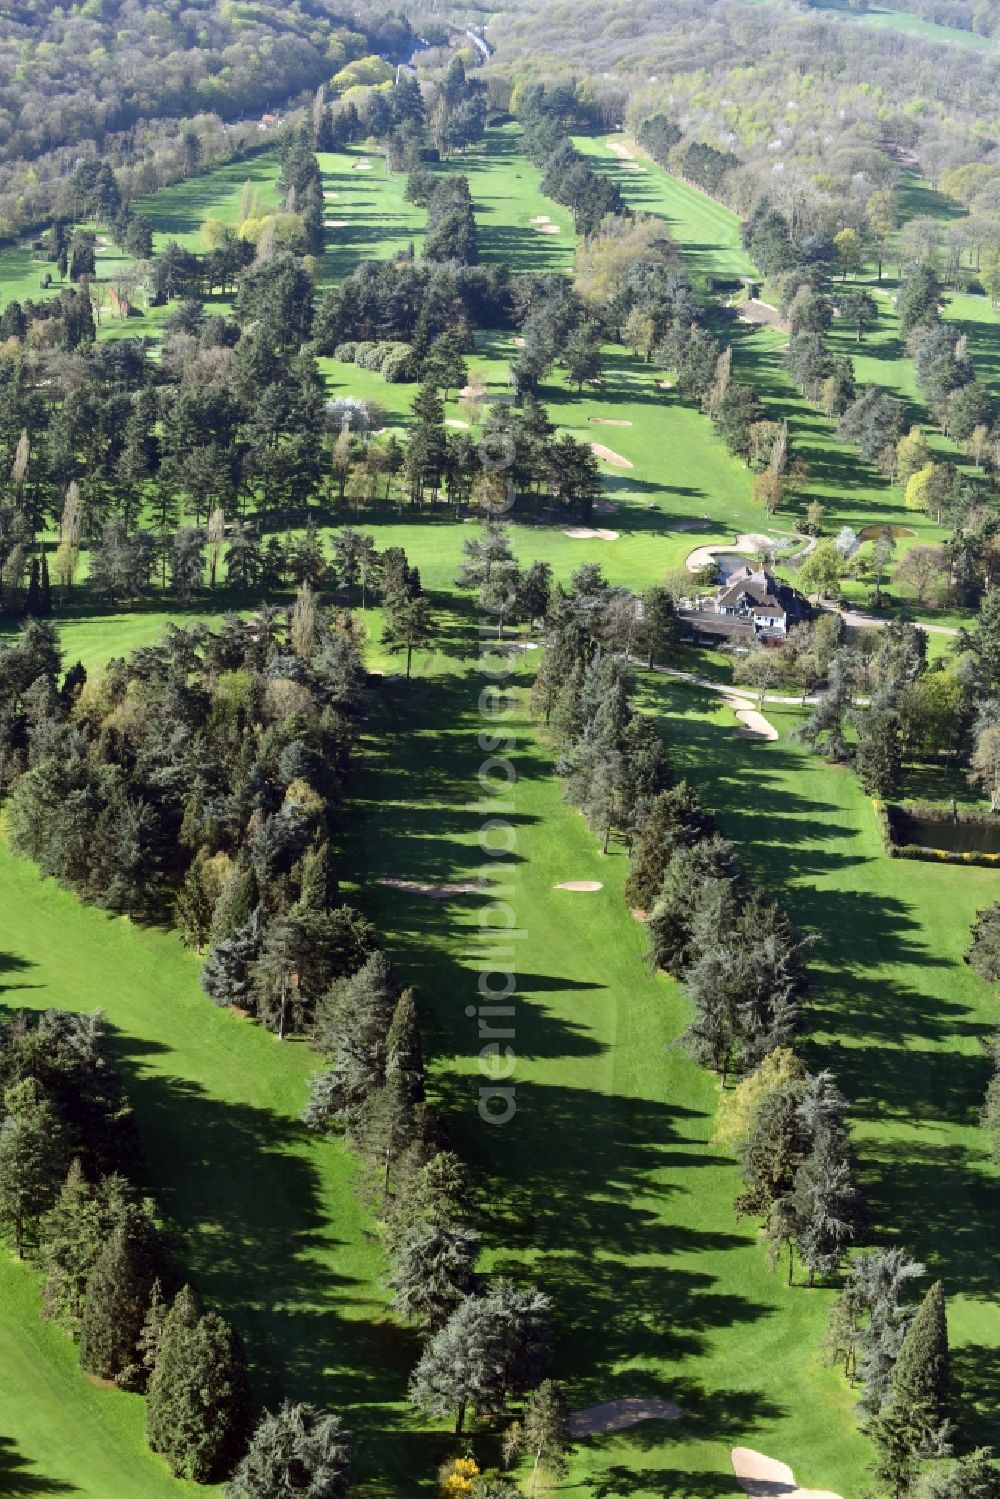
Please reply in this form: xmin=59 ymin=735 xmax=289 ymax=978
xmin=894 ymin=814 xmax=1000 ymax=855
xmin=715 ymin=553 xmax=755 ymax=580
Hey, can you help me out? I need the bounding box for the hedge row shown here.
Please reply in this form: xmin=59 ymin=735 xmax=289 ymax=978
xmin=333 ymin=339 xmax=416 ymax=382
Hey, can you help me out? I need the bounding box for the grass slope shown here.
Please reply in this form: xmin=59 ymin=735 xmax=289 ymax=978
xmin=0 ymin=842 xmax=429 ymax=1498
xmin=353 ymin=642 xmax=865 ymax=1497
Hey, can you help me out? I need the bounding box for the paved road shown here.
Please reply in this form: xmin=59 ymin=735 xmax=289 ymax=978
xmin=629 ymin=657 xmax=824 ymax=706
xmin=819 ymin=603 xmax=959 ymax=637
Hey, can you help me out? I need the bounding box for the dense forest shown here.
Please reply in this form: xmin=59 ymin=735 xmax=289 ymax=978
xmin=0 ymin=0 xmax=416 ymax=236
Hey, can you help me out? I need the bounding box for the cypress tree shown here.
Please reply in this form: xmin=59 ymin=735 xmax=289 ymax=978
xmin=78 ymin=1206 xmax=160 ymax=1380
xmin=40 ymin=1160 xmax=105 ymax=1332
xmin=624 ymin=782 xmax=712 ymax=913
xmin=0 ymin=1077 xmax=66 ymax=1258
xmin=305 ymin=951 xmax=399 ymax=1137
xmin=298 ymin=838 xmax=336 ymax=911
xmin=147 ymin=1283 xmax=200 ymax=1458
xmin=209 ymin=863 xmax=260 ymax=945
xmin=148 ymin=1286 xmax=249 ymax=1481
xmin=887 ymin=1280 xmax=950 ymax=1450
xmin=136 ymin=1277 xmax=169 ymax=1385
xmin=647 ymin=834 xmax=740 ymax=976
xmin=734 ymin=1075 xmax=811 ymax=1219
xmin=791 ymin=1123 xmax=857 ymax=1285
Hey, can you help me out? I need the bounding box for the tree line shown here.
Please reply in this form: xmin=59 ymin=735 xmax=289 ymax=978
xmin=0 ymin=599 xmax=577 ymax=1491
xmin=525 ymin=572 xmax=981 ymax=1496
xmin=0 ymin=1003 xmax=361 ymax=1493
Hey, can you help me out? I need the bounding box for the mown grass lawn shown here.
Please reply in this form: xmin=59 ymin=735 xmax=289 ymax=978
xmin=0 ymin=831 xmax=439 ymax=1498
xmin=346 ymin=635 xmax=1000 ymax=1495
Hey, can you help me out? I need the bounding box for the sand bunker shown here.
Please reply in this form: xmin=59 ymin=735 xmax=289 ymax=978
xmin=529 ymin=214 xmax=551 ymax=224
xmin=606 ymin=140 xmax=635 ymax=161
xmin=323 ymin=191 xmax=339 ymax=200
xmin=620 ymin=161 xmax=645 ymax=171
xmin=353 ymin=160 xmax=372 ymax=171
xmin=738 ymin=532 xmax=779 ymax=553
xmin=513 ymin=336 xmax=526 ymax=347
xmin=732 ymin=1448 xmax=842 ymax=1499
xmin=737 ymin=299 xmax=786 ymax=330
xmin=377 ymin=877 xmax=485 ymax=898
xmin=569 ymin=1398 xmax=681 ymax=1437
xmin=658 ymin=379 xmax=674 ymax=390
xmin=445 ymin=418 xmax=470 ymax=428
xmin=324 ymin=219 xmax=349 ymax=228
xmin=725 ymin=697 xmax=779 ymax=742
xmin=555 ymin=881 xmax=603 ymax=892
xmin=564 ymin=528 xmax=619 ymax=541
xmin=536 ymin=223 xmax=561 ymax=234
xmin=590 ymin=443 xmax=633 ymax=469
xmin=588 ymin=417 xmax=633 ymax=428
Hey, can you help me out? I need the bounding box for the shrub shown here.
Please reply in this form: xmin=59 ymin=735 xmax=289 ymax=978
xmin=353 ymin=340 xmax=380 ymax=368
xmin=333 ymin=341 xmax=358 ymax=363
xmin=379 ymin=342 xmax=416 ymax=382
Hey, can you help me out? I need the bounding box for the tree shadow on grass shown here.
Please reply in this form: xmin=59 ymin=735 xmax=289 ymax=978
xmin=430 ymin=1069 xmax=769 ymax=1395
xmin=0 ymin=951 xmax=38 ymax=997
xmin=0 ymin=1439 xmax=78 ymax=1495
xmin=107 ymin=1032 xmax=425 ymax=1490
xmin=951 ymin=1341 xmax=1000 ymax=1450
xmin=855 ymin=1136 xmax=1000 ymax=1315
xmin=590 ymin=1466 xmax=736 ymax=1498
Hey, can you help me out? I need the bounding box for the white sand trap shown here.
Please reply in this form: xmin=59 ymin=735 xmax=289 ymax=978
xmin=595 ymin=528 xmax=619 ymax=540
xmin=377 ymin=877 xmax=484 ymax=899
xmin=529 ymin=214 xmax=551 ymax=224
xmin=658 ymin=379 xmax=674 ymax=390
xmin=732 ymin=1448 xmax=842 ymax=1499
xmin=353 ymin=161 xmax=372 ymax=171
xmin=606 ymin=140 xmax=635 ymax=161
xmin=555 ymin=881 xmax=603 ymax=892
xmin=324 ymin=219 xmax=350 ymax=228
xmin=590 ymin=443 xmax=633 ymax=469
xmin=588 ymin=417 xmax=633 ymax=428
xmin=536 ymin=224 xmax=561 ymax=234
xmin=569 ymin=1398 xmax=681 ymax=1436
xmin=725 ymin=698 xmax=778 ymax=742
xmin=323 ymin=191 xmax=339 ymax=200
xmin=510 ymin=641 xmax=539 ymax=651
xmin=445 ymin=418 xmax=470 ymax=428
xmin=564 ymin=527 xmax=618 ymax=541
xmin=513 ymin=336 xmax=526 ymax=347
xmin=620 ymin=162 xmax=645 ymax=171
